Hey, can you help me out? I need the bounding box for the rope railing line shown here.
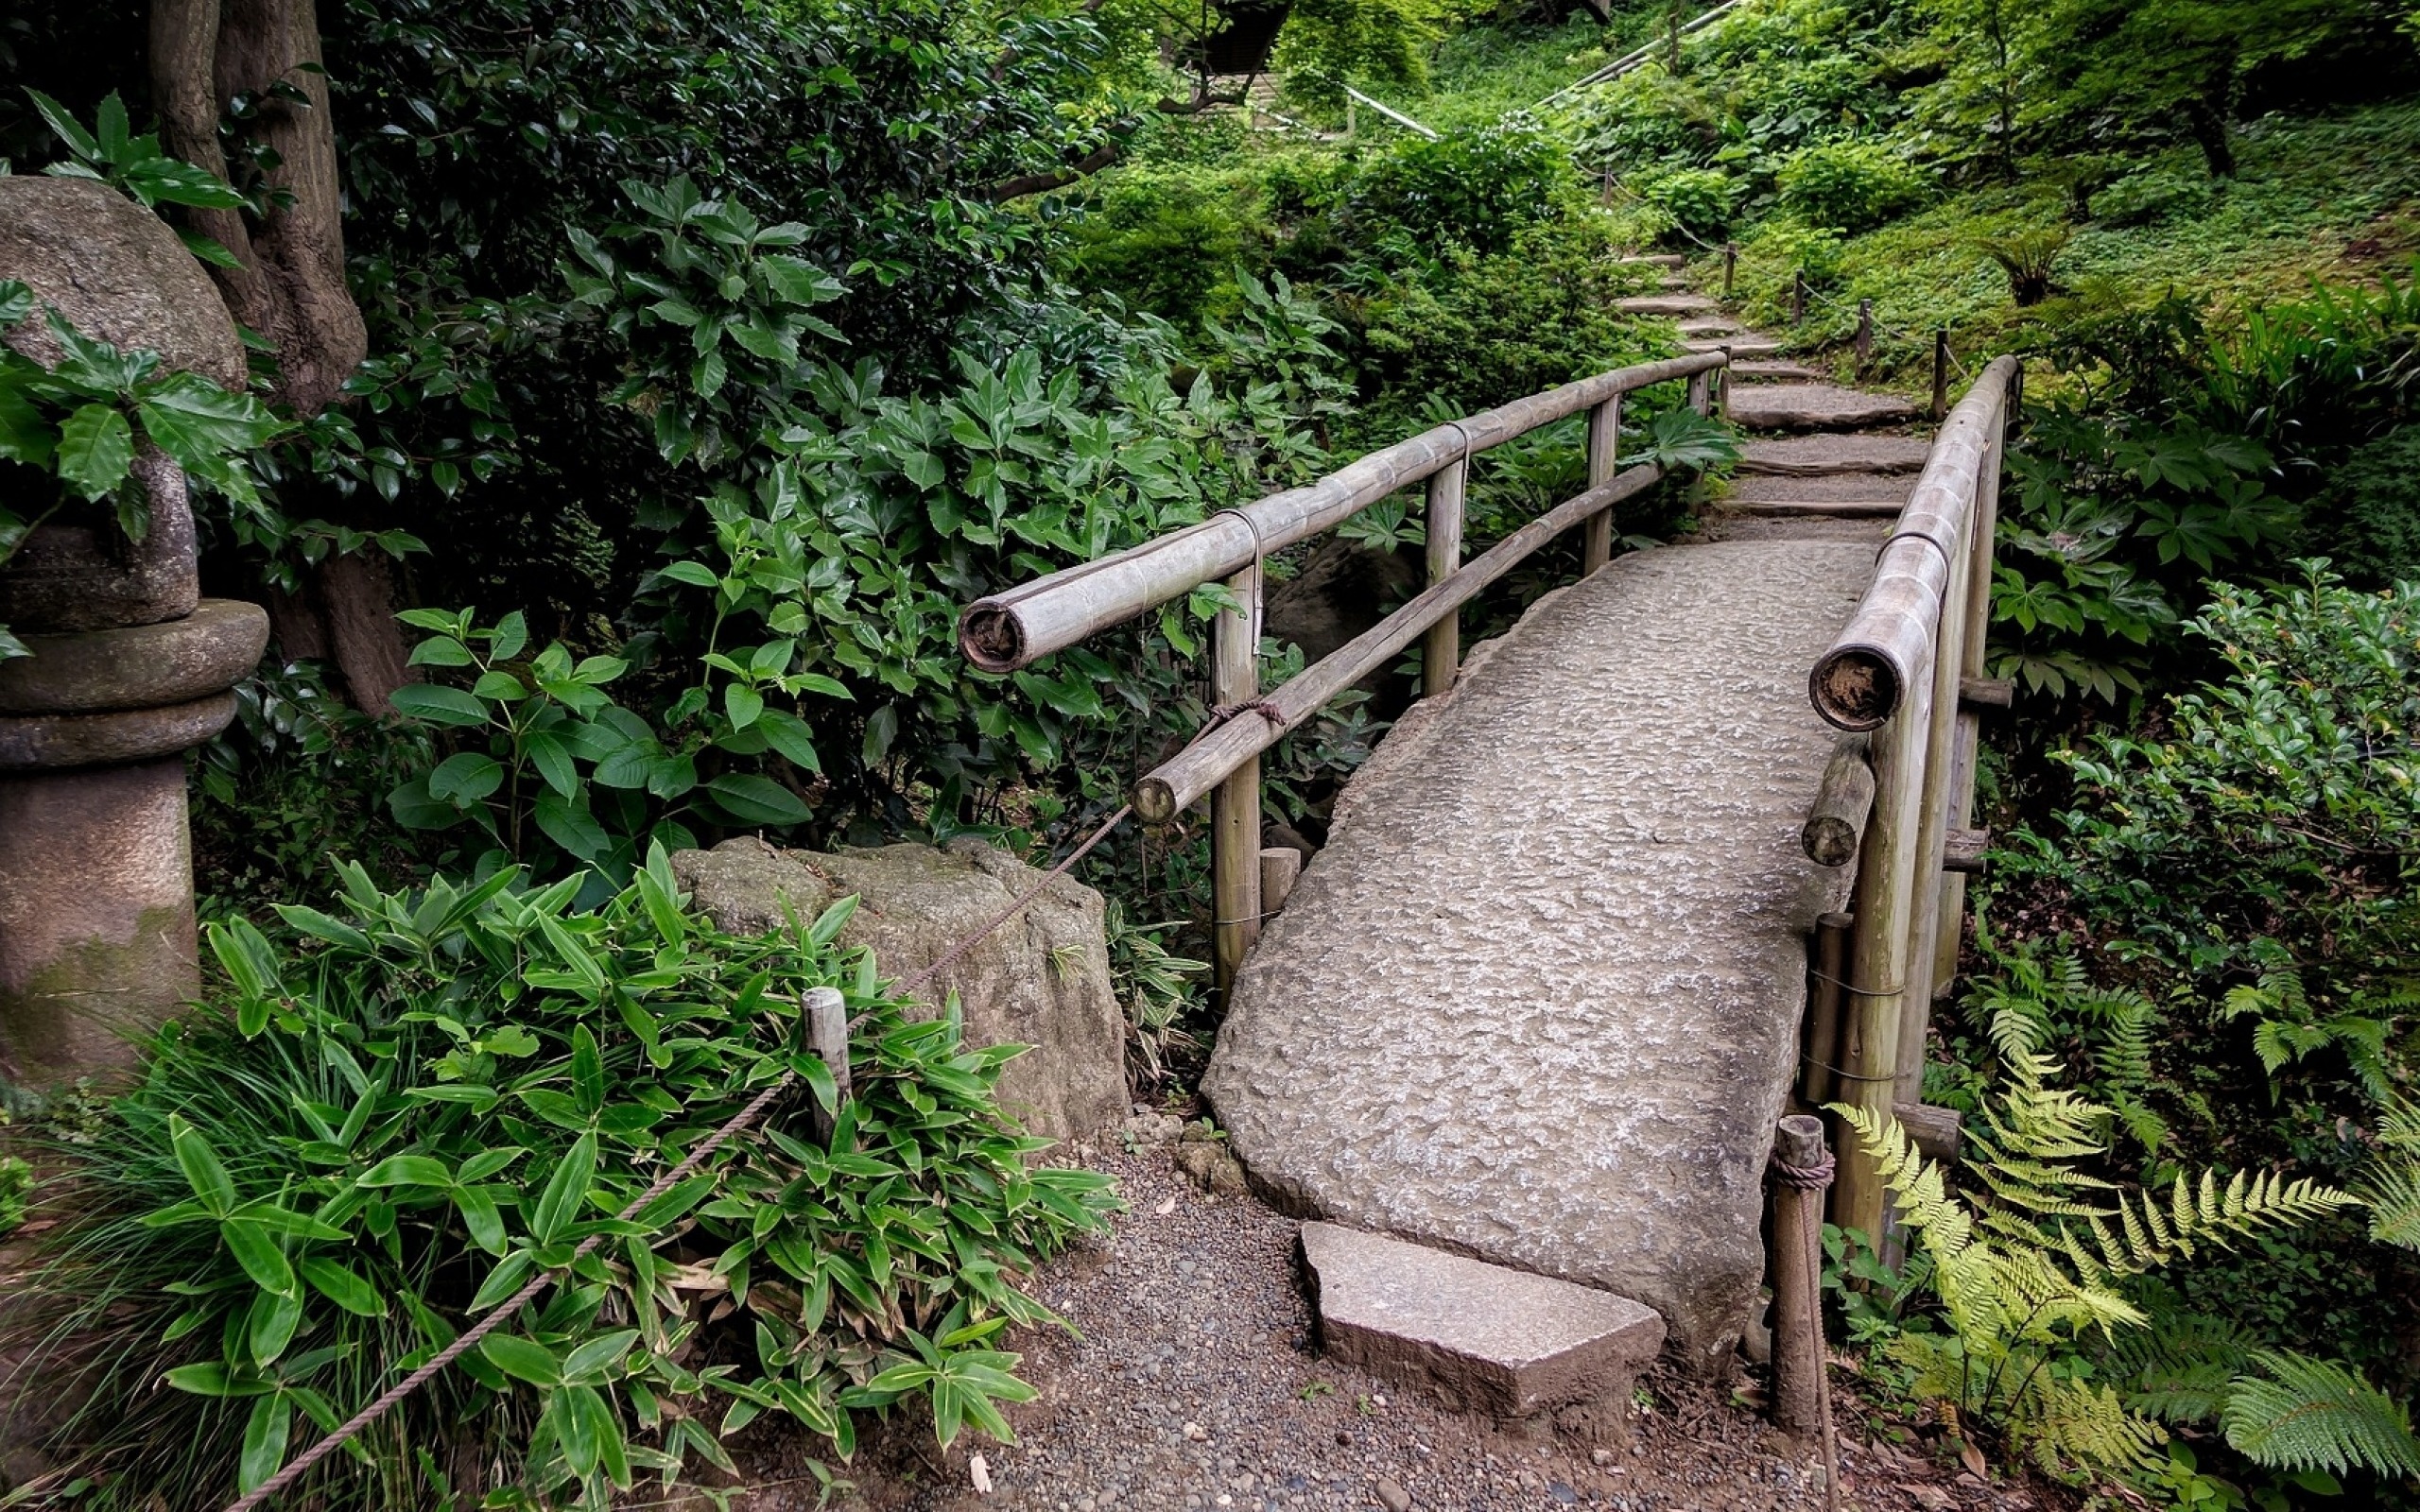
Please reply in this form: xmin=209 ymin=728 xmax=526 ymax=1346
xmin=218 ymin=799 xmax=1139 ymax=1512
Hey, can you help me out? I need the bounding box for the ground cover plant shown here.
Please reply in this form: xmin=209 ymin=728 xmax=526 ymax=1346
xmin=9 ymin=850 xmax=1115 ymax=1508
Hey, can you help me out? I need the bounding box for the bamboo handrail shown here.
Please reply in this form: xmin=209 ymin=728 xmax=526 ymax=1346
xmin=958 ymin=352 xmax=1726 ymax=676
xmin=957 ymin=349 xmax=1730 ymax=994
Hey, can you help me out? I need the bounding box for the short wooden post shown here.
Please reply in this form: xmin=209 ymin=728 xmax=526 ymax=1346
xmin=1792 ymin=270 xmax=1807 ymax=325
xmin=1582 ymin=397 xmax=1619 ymax=574
xmin=804 ymin=986 xmax=851 ymax=1143
xmin=1801 ymin=911 xmax=1853 ymax=1107
xmin=1800 ymin=734 xmax=1875 ymax=868
xmin=1211 ymin=561 xmax=1262 ymax=996
xmin=1930 ymin=329 xmax=1950 ymax=421
xmin=1722 ymin=241 xmax=1737 ymax=297
xmin=1854 ymin=300 xmax=1873 ymax=370
xmin=1685 ymin=367 xmax=1712 ymax=419
xmin=1345 ymin=97 xmax=1357 ymax=137
xmin=1425 ymin=458 xmax=1467 ymax=692
xmin=1771 ymin=1115 xmax=1833 ymax=1438
xmin=1259 ymin=845 xmax=1303 ymax=917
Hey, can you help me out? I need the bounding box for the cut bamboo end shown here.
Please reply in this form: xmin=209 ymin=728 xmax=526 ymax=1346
xmin=1132 ymin=776 xmax=1180 ymax=826
xmin=1943 ymin=827 xmax=1990 ymax=874
xmin=1801 ymin=734 xmax=1875 ymax=867
xmin=959 ymin=604 xmax=1025 ymax=674
xmin=1808 ymin=646 xmax=1899 ymax=731
xmin=1957 ymin=676 xmax=2014 ymax=710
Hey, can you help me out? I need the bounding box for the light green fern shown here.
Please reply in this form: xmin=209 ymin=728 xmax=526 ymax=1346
xmin=2356 ymin=1097 xmax=2420 ymax=1253
xmin=1833 ymin=1055 xmax=2354 ymax=1484
xmin=2221 ymin=1351 xmax=2420 ymax=1478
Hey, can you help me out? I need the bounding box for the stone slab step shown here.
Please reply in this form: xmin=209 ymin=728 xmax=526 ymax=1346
xmin=1658 ymin=275 xmax=1689 ymax=290
xmin=1302 ymin=1223 xmax=1665 ymax=1418
xmin=1684 ymin=336 xmax=1782 ymax=358
xmin=1619 ymin=253 xmax=1686 ymax=267
xmin=1677 ymin=318 xmax=1741 ymax=337
xmin=1702 ymin=516 xmax=1893 ymax=544
xmin=1726 ymin=471 xmax=1915 ymax=505
xmin=1726 ymin=384 xmax=1917 ymax=433
xmin=1616 ymin=294 xmax=1717 ymax=316
xmin=1737 ymin=433 xmax=1933 ymax=477
xmin=1728 ymin=360 xmax=1825 ymax=382
xmin=1725 ymin=498 xmax=1904 ymax=518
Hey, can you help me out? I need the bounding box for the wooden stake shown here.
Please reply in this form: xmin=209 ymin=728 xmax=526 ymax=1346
xmin=1212 ymin=560 xmax=1262 ymax=996
xmin=1582 ymin=396 xmax=1619 ymax=574
xmin=1792 ymin=271 xmax=1807 ymax=325
xmin=804 ymin=986 xmax=850 ymax=1143
xmin=1930 ymin=328 xmax=1950 ymax=422
xmin=1425 ymin=457 xmax=1466 ymax=693
xmin=1771 ymin=1114 xmax=1832 ymax=1444
xmin=1723 ymin=241 xmax=1737 ymax=297
xmin=1854 ymin=300 xmax=1873 ymax=371
xmin=1259 ymin=845 xmax=1303 ymax=917
xmin=1801 ymin=911 xmax=1853 ymax=1107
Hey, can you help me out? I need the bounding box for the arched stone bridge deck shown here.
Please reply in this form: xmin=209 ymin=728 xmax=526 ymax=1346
xmin=1201 ymin=534 xmax=1875 ymax=1372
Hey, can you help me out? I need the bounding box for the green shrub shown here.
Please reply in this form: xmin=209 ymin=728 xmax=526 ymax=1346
xmin=2089 ymin=163 xmax=2217 ymax=227
xmin=2323 ymin=426 xmax=2420 ymax=588
xmin=1774 ymin=140 xmax=1928 ymax=233
xmin=1347 ymin=118 xmax=1588 ymax=254
xmin=20 ymin=852 xmax=1115 ymax=1507
xmin=1625 ymin=164 xmax=1735 ymax=241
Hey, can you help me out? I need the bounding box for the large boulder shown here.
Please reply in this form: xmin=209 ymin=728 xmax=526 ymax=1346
xmin=671 ymin=836 xmax=1128 ymax=1142
xmin=0 ymin=176 xmax=245 ymax=389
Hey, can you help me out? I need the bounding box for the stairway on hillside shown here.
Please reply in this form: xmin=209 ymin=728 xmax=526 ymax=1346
xmin=1616 ymin=261 xmax=1936 ymax=545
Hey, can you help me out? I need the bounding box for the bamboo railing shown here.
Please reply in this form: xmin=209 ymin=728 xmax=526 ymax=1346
xmin=1806 ymin=353 xmax=2021 ymax=1237
xmin=959 ymin=351 xmax=1730 ymax=991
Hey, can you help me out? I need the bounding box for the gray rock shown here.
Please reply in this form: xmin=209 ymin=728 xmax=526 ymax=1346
xmin=1303 ymin=1225 xmax=1665 ymax=1421
xmin=1725 ymin=384 xmax=1916 ymax=433
xmin=1727 ymin=360 xmax=1827 ymax=382
xmin=1615 ymin=295 xmax=1717 ymax=317
xmin=0 ymin=176 xmax=245 ymax=388
xmin=672 ymin=835 xmax=1127 ymax=1140
xmin=1683 ymin=335 xmax=1782 ymax=358
xmin=1737 ymin=433 xmax=1933 ymax=476
xmin=0 ymin=599 xmax=268 ymax=715
xmin=1723 ymin=472 xmax=1914 ymax=506
xmin=1201 ymin=542 xmax=1868 ymax=1368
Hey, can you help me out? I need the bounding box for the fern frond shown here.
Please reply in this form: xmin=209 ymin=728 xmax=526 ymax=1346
xmin=2024 ymin=1374 xmax=2167 ymax=1478
xmin=2107 ymin=1304 xmax=2250 ymax=1425
xmin=2357 ymin=1129 xmax=2420 ymax=1254
xmin=2222 ymin=1351 xmax=2420 ymax=1478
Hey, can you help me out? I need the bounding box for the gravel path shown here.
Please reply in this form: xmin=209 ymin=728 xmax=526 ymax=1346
xmin=717 ymin=1140 xmax=2041 ymax=1512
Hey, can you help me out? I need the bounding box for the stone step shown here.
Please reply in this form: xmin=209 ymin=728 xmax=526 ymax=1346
xmin=1726 ymin=383 xmax=1917 ymax=433
xmin=1684 ymin=335 xmax=1782 ymax=358
xmin=1619 ymin=253 xmax=1686 ymax=267
xmin=1302 ymin=1223 xmax=1665 ymax=1418
xmin=1723 ymin=498 xmax=1904 ymax=519
xmin=1658 ymin=275 xmax=1689 ymax=290
xmin=1737 ymin=433 xmax=1933 ymax=477
xmin=1728 ymin=359 xmax=1825 ymax=382
xmin=1726 ymin=471 xmax=1915 ymax=505
xmin=1677 ymin=318 xmax=1741 ymax=337
xmin=1616 ymin=294 xmax=1717 ymax=317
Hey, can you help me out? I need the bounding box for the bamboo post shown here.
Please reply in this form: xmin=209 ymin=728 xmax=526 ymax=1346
xmin=804 ymin=986 xmax=851 ymax=1143
xmin=1345 ymin=97 xmax=1357 ymax=136
xmin=1211 ymin=560 xmax=1262 ymax=996
xmin=1582 ymin=398 xmax=1619 ymax=574
xmin=1830 ymin=665 xmax=1932 ymax=1235
xmin=1792 ymin=271 xmax=1807 ymax=325
xmin=1722 ymin=241 xmax=1737 ymax=297
xmin=1772 ymin=1114 xmax=1833 ymax=1437
xmin=1929 ymin=390 xmax=2008 ymax=994
xmin=1930 ymin=329 xmax=1950 ymax=421
xmin=1425 ymin=458 xmax=1466 ymax=692
xmin=1801 ymin=734 xmax=1875 ymax=868
xmin=1854 ymin=300 xmax=1873 ymax=371
xmin=1891 ymin=497 xmax=1974 ymax=1104
xmin=1801 ymin=911 xmax=1853 ymax=1106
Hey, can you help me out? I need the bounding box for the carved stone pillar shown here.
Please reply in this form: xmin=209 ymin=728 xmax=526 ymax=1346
xmin=0 ymin=177 xmax=267 ymax=1085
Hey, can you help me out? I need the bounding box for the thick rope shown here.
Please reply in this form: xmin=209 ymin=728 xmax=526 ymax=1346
xmin=221 ymin=802 xmax=1135 ymax=1512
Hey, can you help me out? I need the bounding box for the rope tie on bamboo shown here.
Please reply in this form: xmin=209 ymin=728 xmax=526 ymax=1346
xmin=218 ymin=802 xmax=1138 ymax=1512
xmin=1772 ymin=1149 xmax=1838 ymax=1191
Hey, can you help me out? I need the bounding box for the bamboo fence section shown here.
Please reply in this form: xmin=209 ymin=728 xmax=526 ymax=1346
xmin=1806 ymin=354 xmax=2021 ymax=1237
xmin=959 ymin=351 xmax=1728 ymax=993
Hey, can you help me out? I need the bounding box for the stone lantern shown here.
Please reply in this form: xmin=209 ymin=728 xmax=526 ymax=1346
xmin=0 ymin=178 xmax=269 ymax=1086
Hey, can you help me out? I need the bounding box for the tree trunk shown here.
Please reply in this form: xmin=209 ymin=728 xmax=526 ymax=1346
xmin=151 ymin=0 xmax=406 ymax=712
xmin=2185 ymin=83 xmax=2236 ymax=178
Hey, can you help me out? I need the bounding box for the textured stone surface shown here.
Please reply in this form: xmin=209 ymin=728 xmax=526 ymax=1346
xmin=1302 ymin=1223 xmax=1667 ymax=1417
xmin=1676 ymin=318 xmax=1741 ymax=338
xmin=1728 ymin=360 xmax=1826 ymax=382
xmin=0 ymin=600 xmax=268 ymax=715
xmin=0 ymin=177 xmax=244 ymax=388
xmin=0 ymin=691 xmax=235 ymax=770
xmin=674 ymin=836 xmax=1127 ymax=1140
xmin=1725 ymin=472 xmax=1914 ymax=505
xmin=0 ymin=758 xmax=198 ymax=1083
xmin=1726 ymin=384 xmax=1916 ymax=432
xmin=0 ymin=456 xmax=199 ymax=633
xmin=1203 ymin=542 xmax=1869 ymax=1369
xmin=1616 ymin=294 xmax=1717 ymax=316
xmin=1737 ymin=433 xmax=1932 ymax=476
xmin=1684 ymin=335 xmax=1781 ymax=358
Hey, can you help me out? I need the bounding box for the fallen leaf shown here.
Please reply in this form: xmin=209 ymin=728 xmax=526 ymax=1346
xmin=1896 ymin=1483 xmax=1954 ymax=1512
xmin=1959 ymin=1437 xmax=1987 ymax=1479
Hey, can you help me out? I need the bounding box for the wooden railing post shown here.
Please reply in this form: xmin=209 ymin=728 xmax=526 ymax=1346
xmin=1893 ymin=497 xmax=1976 ymax=1102
xmin=1722 ymin=240 xmax=1737 ymax=297
xmin=1211 ymin=560 xmax=1263 ymax=995
xmin=1854 ymin=300 xmax=1874 ymax=371
xmin=1929 ymin=384 xmax=2010 ymax=997
xmin=1930 ymin=329 xmax=1950 ymax=422
xmin=1792 ymin=270 xmax=1807 ymax=325
xmin=1425 ymin=456 xmax=1467 ymax=691
xmin=1582 ymin=398 xmax=1619 ymax=574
